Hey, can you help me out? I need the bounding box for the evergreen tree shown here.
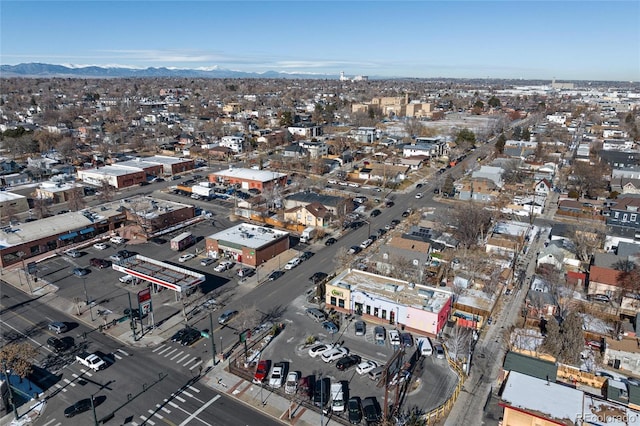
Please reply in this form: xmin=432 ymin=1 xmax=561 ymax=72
xmin=495 ymin=133 xmax=506 ymax=154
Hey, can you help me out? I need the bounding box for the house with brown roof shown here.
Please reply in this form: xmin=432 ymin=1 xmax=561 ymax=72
xmin=588 ymin=264 xmax=620 ymax=297
xmin=283 ymin=202 xmax=332 ymax=228
xmin=373 ymin=235 xmax=431 ymax=280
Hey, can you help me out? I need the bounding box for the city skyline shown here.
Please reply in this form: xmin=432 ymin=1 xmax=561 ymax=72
xmin=1 ymin=1 xmax=639 ymax=82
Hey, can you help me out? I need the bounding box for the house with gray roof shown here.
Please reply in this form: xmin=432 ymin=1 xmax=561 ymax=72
xmin=284 ymin=191 xmax=352 ymax=216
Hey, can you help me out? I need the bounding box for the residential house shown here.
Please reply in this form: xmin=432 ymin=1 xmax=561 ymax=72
xmin=604 ymin=336 xmax=640 ymax=377
xmin=298 ymin=141 xmax=329 ymax=159
xmin=220 ymin=135 xmax=245 ymax=154
xmin=607 ymin=197 xmax=640 ymax=229
xmin=282 ymin=144 xmax=308 ymax=158
xmin=284 ymin=191 xmax=352 ymax=217
xmin=471 ymin=165 xmax=504 ymax=189
xmin=588 ymin=264 xmax=620 ymax=298
xmin=534 ymin=178 xmax=552 ymax=196
xmin=457 ymin=177 xmax=499 ymax=202
xmin=374 ymin=235 xmax=431 ymax=279
xmin=536 ymin=240 xmax=580 ymax=271
xmin=288 ymin=124 xmax=322 ymax=138
xmin=525 ymin=276 xmax=558 ymax=318
xmin=283 ymin=202 xmax=332 ymax=228
xmin=599 ymin=150 xmax=640 ymax=168
xmin=350 ymin=127 xmax=378 ymax=143
xmin=402 ymin=143 xmax=441 ymax=158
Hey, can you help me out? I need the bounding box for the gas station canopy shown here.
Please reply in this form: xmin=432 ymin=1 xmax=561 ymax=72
xmin=112 ymin=255 xmax=205 ymax=293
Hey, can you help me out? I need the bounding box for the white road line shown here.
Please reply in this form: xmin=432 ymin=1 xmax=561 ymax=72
xmin=179 ymin=395 xmax=220 ymax=426
xmin=183 ymin=357 xmax=197 ymax=366
xmin=156 ymin=404 xmax=171 ymax=414
xmin=187 ymin=385 xmax=200 ymax=393
xmin=163 ymin=348 xmax=178 ymax=357
xmin=113 ymin=354 xmax=122 ymax=360
xmin=170 ymin=351 xmax=184 ymax=361
xmin=189 ymin=360 xmax=203 ymax=370
xmin=176 ymin=354 xmax=190 ymax=364
xmin=181 ymin=390 xmax=193 ymax=398
xmin=116 ymin=348 xmax=130 ymax=356
xmin=148 ymin=409 xmax=163 ymax=419
xmin=168 ymin=401 xmax=179 ymax=408
xmin=152 ymin=345 xmax=166 ymax=353
xmin=173 ymin=395 xmax=186 ymax=403
xmin=156 ymin=346 xmax=171 ymax=355
xmin=139 ymin=416 xmax=155 ymax=425
xmin=42 ymin=418 xmax=59 ymax=426
xmin=63 ymin=378 xmax=75 ymax=387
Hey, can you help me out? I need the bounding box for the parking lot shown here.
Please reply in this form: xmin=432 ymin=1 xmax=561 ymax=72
xmin=255 ymin=292 xmax=459 ymax=420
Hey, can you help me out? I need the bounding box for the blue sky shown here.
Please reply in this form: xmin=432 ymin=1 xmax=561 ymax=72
xmin=1 ymin=1 xmax=639 ymax=81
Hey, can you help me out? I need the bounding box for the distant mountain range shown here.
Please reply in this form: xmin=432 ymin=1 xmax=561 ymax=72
xmin=0 ymin=63 xmax=339 ymax=79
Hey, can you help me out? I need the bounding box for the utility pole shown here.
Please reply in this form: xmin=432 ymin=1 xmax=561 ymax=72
xmin=2 ymin=361 xmax=19 ymax=420
xmin=128 ymin=292 xmax=138 ymax=341
xmin=209 ymin=311 xmax=217 ymax=366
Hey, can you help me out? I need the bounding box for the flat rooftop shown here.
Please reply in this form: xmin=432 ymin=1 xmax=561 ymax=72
xmin=79 ymin=165 xmax=140 ymax=177
xmin=0 ymin=191 xmax=26 ymax=202
xmin=208 ymin=223 xmax=289 ymax=250
xmin=329 ymin=269 xmax=452 ymax=314
xmin=0 ymin=196 xmax=192 ymax=249
xmin=212 ymin=167 xmax=286 ymax=182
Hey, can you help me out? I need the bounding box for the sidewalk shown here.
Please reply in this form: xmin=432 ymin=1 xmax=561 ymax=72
xmin=1 ymin=256 xmax=342 ymax=426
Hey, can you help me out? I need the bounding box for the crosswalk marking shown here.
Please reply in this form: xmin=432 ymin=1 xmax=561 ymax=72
xmin=148 ymin=409 xmax=163 ymax=419
xmin=54 ymin=383 xmax=67 ymax=392
xmin=187 ymin=385 xmax=200 ymax=393
xmin=176 ymin=354 xmax=190 ymax=364
xmin=156 ymin=404 xmax=171 ymax=414
xmin=116 ymin=348 xmax=130 ymax=356
xmin=189 ymin=360 xmax=203 ymax=370
xmin=183 ymin=357 xmax=197 ymax=367
xmin=152 ymin=345 xmax=165 ymax=353
xmin=42 ymin=418 xmax=61 ymax=426
xmin=156 ymin=346 xmax=171 ymax=355
xmin=63 ymin=378 xmax=76 ymax=387
xmin=173 ymin=395 xmax=186 ymax=403
xmin=163 ymin=348 xmax=178 ymax=357
xmin=181 ymin=390 xmax=193 ymax=398
xmin=139 ymin=416 xmax=155 ymax=425
xmin=168 ymin=401 xmax=179 ymax=408
xmin=170 ymin=351 xmax=184 ymax=360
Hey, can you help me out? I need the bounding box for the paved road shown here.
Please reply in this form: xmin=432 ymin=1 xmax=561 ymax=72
xmin=0 ymin=282 xmax=281 ymax=426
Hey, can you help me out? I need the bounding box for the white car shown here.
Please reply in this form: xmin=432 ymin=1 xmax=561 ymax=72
xmin=356 ymin=360 xmax=379 ymax=375
xmin=93 ymin=243 xmax=108 ymax=250
xmin=359 ymin=239 xmax=373 ymax=249
xmin=178 ymin=253 xmax=196 ymax=263
xmin=321 ymin=347 xmax=349 ymax=363
xmin=308 ymin=343 xmax=335 ymax=358
xmin=389 ymin=330 xmax=401 ymax=346
xmin=110 ymin=236 xmax=125 ymax=244
xmin=415 ymin=192 xmax=423 ymax=199
xmin=284 ymin=372 xmax=299 ymax=395
xmin=284 ymin=257 xmax=301 ymax=270
xmin=119 ymin=274 xmax=137 ymax=284
xmin=214 ymin=260 xmax=234 ymax=272
xmin=268 ymin=363 xmax=285 ymax=388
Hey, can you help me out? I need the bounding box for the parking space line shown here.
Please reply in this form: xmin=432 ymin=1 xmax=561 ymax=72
xmin=113 ymin=353 xmax=122 ymax=360
xmin=187 ymin=385 xmax=200 ymax=393
xmin=170 ymin=351 xmax=184 ymax=360
xmin=116 ymin=348 xmax=130 ymax=356
xmin=156 ymin=404 xmax=171 ymax=414
xmin=181 ymin=390 xmax=194 ymax=398
xmin=152 ymin=345 xmax=166 ymax=353
xmin=163 ymin=348 xmax=178 ymax=357
xmin=173 ymin=395 xmax=186 ymax=403
xmin=168 ymin=401 xmax=179 ymax=408
xmin=176 ymin=354 xmax=190 ymax=364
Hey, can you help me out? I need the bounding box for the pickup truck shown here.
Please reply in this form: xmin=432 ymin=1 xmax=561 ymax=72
xmin=76 ymin=352 xmax=106 ymax=371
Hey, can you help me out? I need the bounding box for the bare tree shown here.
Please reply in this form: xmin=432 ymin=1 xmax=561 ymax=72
xmin=446 ymin=324 xmax=472 ymax=362
xmin=31 ymin=197 xmax=51 ymax=219
xmin=570 ymin=226 xmax=605 ymax=264
xmin=67 ymin=187 xmax=86 ymax=211
xmin=97 ymin=179 xmax=115 ymax=203
xmin=334 ymin=247 xmax=352 ymax=270
xmin=0 ymin=342 xmax=39 ymax=383
xmin=447 ymin=202 xmax=493 ymax=249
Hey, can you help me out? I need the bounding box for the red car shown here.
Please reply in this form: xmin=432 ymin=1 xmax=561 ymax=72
xmin=90 ymin=258 xmax=111 ymax=269
xmin=252 ymin=360 xmax=270 ymax=384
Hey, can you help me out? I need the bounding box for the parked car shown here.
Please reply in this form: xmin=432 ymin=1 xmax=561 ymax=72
xmin=416 ymin=183 xmax=423 ymax=188
xmin=400 ymin=332 xmax=413 ymax=347
xmin=178 ymin=253 xmax=196 ymax=263
xmin=348 ymin=246 xmax=362 ymax=255
xmin=73 ymin=267 xmax=90 ymax=277
xmin=374 ymin=326 xmax=385 ymax=345
xmin=200 ymin=258 xmax=216 ymax=266
xmin=356 ymin=360 xmax=378 ymax=375
xmin=313 ymin=378 xmax=330 ymax=407
xmin=268 ymin=363 xmax=285 ymax=388
xmin=325 ymin=237 xmax=337 ymax=246
xmin=322 ymin=321 xmax=339 ymax=334
xmin=385 ymin=200 xmax=395 ymax=207
xmin=309 ymin=272 xmax=328 ymax=284
xmin=415 ymin=192 xmax=423 ymax=199
xmin=48 ymin=322 xmax=68 ymax=334
xmin=336 ymin=354 xmax=361 ymax=371
xmin=359 ymin=239 xmax=373 ymax=249
xmin=299 ymin=251 xmax=314 ymax=261
xmin=284 ymin=372 xmax=299 ymax=395
xmin=90 ymin=258 xmax=110 ymax=269
xmin=435 ymin=343 xmax=445 ymax=359
xmin=389 ymin=330 xmax=401 ymax=346
xmin=253 ymin=360 xmax=271 ymax=384
xmin=64 ymin=398 xmax=94 ymax=418
xmin=237 ymin=267 xmax=255 ymax=278
xmin=110 ymin=236 xmax=125 ymax=244
xmin=308 ymin=343 xmax=335 ymax=358
xmin=218 ymin=310 xmax=238 ymax=325
xmin=362 ymin=397 xmax=381 ymax=424
xmin=214 ymin=260 xmax=234 ymax=272
xmin=370 ymin=209 xmax=381 ymax=217
xmin=65 ymin=249 xmax=82 ymax=258
xmin=267 ymin=270 xmax=284 ymax=281
xmin=93 ymin=242 xmax=108 ymax=250
xmin=348 ymin=397 xmax=363 ymax=424
xmin=284 ymin=257 xmax=301 ymax=270
xmin=321 ymin=347 xmax=349 ymax=363
xmin=354 ymin=321 xmax=366 ymax=336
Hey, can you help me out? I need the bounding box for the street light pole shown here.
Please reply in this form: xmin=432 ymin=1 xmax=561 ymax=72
xmin=82 ymin=277 xmax=94 ymax=321
xmin=2 ymin=361 xmax=19 ymax=420
xmin=209 ymin=312 xmax=217 ymax=366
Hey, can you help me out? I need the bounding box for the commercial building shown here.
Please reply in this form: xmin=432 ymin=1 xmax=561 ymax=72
xmin=77 ymin=166 xmax=146 ymax=189
xmin=204 ymin=223 xmax=289 ymax=267
xmin=324 ymin=269 xmax=453 ymax=337
xmin=0 ymin=191 xmax=29 ymax=223
xmin=34 ymin=181 xmax=86 ymax=204
xmin=209 ymin=167 xmax=287 ymax=192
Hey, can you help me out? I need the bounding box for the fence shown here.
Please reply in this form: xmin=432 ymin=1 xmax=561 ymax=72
xmin=423 ymin=345 xmax=466 ymax=425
